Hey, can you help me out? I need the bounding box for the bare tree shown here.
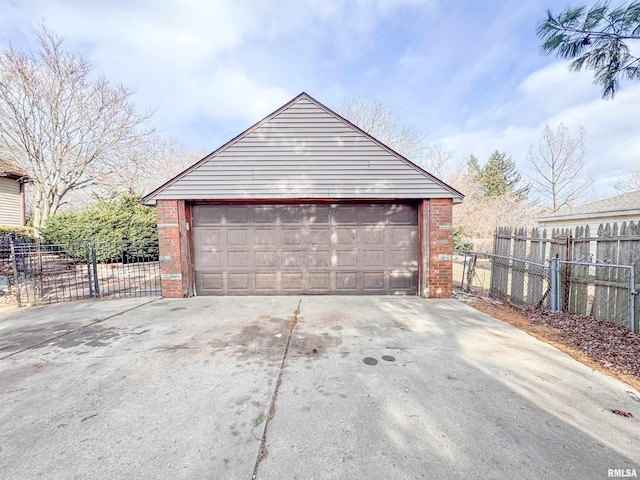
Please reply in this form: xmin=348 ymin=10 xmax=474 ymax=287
xmin=526 ymin=123 xmax=591 ymax=212
xmin=614 ymin=168 xmax=640 ymax=193
xmin=94 ymin=135 xmax=205 ymax=196
xmin=336 ymin=97 xmax=428 ymax=161
xmin=420 ymin=143 xmax=459 ymax=182
xmin=0 ymin=28 xmax=152 ymax=232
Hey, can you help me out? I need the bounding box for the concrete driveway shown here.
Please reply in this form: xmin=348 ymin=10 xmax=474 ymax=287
xmin=0 ymin=296 xmax=638 ymax=480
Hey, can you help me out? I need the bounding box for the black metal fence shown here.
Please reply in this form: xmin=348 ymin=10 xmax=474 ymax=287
xmin=0 ymin=238 xmax=160 ymax=306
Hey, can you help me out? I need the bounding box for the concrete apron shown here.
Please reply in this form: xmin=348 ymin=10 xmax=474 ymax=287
xmin=0 ymin=296 xmax=638 ymax=480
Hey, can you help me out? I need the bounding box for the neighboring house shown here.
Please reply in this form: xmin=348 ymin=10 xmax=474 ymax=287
xmin=535 ymin=190 xmax=640 ymax=235
xmin=0 ymin=159 xmax=29 ymax=226
xmin=142 ymin=93 xmax=463 ymax=298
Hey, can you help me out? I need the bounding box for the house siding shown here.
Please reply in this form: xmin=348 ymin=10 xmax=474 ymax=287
xmin=0 ymin=177 xmax=22 ymax=226
xmin=150 ymin=96 xmax=460 ymax=202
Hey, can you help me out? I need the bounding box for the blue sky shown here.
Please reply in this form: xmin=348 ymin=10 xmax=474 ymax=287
xmin=2 ymin=0 xmax=639 ymax=197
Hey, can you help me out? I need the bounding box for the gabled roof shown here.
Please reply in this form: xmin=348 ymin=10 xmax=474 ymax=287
xmin=142 ymin=92 xmax=463 ymax=205
xmin=536 ymin=190 xmax=640 ymax=222
xmin=0 ymin=159 xmax=29 ymax=180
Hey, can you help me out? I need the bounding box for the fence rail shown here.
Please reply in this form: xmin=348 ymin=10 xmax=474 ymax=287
xmin=454 ymin=250 xmax=550 ymax=307
xmin=1 ymin=238 xmax=160 ymax=306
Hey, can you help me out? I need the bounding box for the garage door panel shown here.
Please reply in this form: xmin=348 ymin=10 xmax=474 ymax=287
xmin=360 ymin=206 xmax=385 ymax=224
xmin=332 ymin=205 xmax=359 ymax=224
xmin=391 ymin=228 xmax=416 ymax=247
xmin=227 ymin=206 xmax=251 ymax=224
xmin=196 ymin=228 xmax=222 ymax=247
xmin=282 ymin=251 xmax=306 ymax=268
xmin=197 ymin=272 xmax=223 ymax=292
xmin=336 ymin=272 xmax=358 ymax=291
xmin=282 ymin=206 xmax=306 ymax=224
xmin=200 ymin=251 xmax=222 ymax=268
xmin=308 ymin=206 xmax=331 ymax=224
xmin=390 ymin=272 xmax=417 ymax=290
xmin=309 ymin=272 xmax=331 ymax=290
xmin=228 ymin=251 xmax=249 ymax=268
xmin=335 ymin=251 xmax=357 ymax=268
xmin=255 ymin=251 xmax=278 ymax=268
xmin=363 ymin=250 xmax=385 ymax=268
xmin=228 ymin=273 xmax=251 ymax=291
xmin=193 ymin=205 xmax=224 ymax=226
xmin=282 ymin=272 xmax=304 ymax=290
xmin=255 ymin=228 xmax=278 ymax=246
xmin=387 ymin=204 xmax=418 ymax=224
xmin=193 ymin=203 xmax=418 ymax=295
xmin=363 ymin=272 xmax=385 ymax=290
xmin=391 ymin=251 xmax=417 ymax=268
xmin=255 ymin=273 xmax=278 ymax=290
xmin=227 ymin=229 xmax=248 ymax=246
xmin=335 ymin=228 xmax=357 ymax=245
xmin=309 ymin=228 xmax=330 ymax=245
xmin=362 ymin=228 xmax=384 ymax=246
xmin=255 ymin=206 xmax=278 ymax=224
xmin=308 ymin=250 xmax=331 ymax=268
xmin=282 ymin=228 xmax=307 ymax=247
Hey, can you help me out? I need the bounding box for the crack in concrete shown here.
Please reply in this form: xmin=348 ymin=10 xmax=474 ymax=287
xmin=0 ymin=297 xmax=159 ymax=361
xmin=251 ymin=299 xmax=300 ymax=480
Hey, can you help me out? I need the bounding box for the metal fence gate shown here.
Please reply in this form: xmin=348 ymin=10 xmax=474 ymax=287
xmin=1 ymin=238 xmax=161 ymax=306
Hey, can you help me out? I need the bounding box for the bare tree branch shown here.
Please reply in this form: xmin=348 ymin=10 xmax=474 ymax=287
xmin=526 ymin=123 xmax=591 ymax=212
xmin=335 ymin=97 xmax=428 ymax=162
xmin=0 ymin=27 xmax=153 ymax=232
xmin=613 ymin=168 xmax=640 ymax=192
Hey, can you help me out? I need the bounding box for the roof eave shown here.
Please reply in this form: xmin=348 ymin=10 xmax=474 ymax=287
xmin=535 ymin=209 xmax=640 ymax=223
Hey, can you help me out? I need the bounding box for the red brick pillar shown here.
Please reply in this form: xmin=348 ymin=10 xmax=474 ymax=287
xmin=157 ymin=200 xmax=192 ymax=298
xmin=419 ymin=198 xmax=453 ymax=298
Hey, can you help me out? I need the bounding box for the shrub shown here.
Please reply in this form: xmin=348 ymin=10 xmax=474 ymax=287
xmin=453 ymin=227 xmax=473 ymax=251
xmin=42 ymin=194 xmax=158 ymax=262
xmin=0 ymin=225 xmax=36 ymax=241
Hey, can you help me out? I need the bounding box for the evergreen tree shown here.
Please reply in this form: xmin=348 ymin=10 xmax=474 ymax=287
xmin=468 ymin=151 xmax=529 ymax=200
xmin=537 ymin=1 xmax=640 ymax=99
xmin=467 ymin=154 xmax=481 ymax=177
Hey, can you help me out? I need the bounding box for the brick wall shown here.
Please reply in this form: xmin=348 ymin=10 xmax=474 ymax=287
xmin=427 ymin=198 xmax=453 ymax=298
xmin=419 ymin=198 xmax=453 ymax=298
xmin=157 ymin=200 xmax=192 ymax=298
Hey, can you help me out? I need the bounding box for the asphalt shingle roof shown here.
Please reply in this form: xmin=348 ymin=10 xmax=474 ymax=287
xmin=0 ymin=159 xmax=28 ymax=178
xmin=537 ymin=190 xmax=640 ymax=220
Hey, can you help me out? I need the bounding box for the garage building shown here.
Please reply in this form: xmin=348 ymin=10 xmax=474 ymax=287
xmin=142 ymin=93 xmax=463 ymax=297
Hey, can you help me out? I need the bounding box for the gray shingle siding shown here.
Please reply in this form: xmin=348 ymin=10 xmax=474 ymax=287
xmin=144 ymin=94 xmax=463 ymax=204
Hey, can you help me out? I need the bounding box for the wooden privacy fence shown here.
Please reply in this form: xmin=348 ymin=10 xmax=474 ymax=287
xmin=489 ymin=223 xmax=640 ymax=333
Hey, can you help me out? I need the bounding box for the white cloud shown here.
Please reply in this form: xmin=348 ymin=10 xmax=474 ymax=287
xmin=517 ymin=61 xmax=600 ymax=113
xmin=435 ymin=61 xmax=640 ymax=198
xmin=1 ymin=0 xmax=436 ymax=139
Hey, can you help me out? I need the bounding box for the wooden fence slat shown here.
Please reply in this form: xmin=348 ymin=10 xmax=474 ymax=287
xmin=511 ymin=227 xmax=526 ymax=304
xmin=527 ymin=228 xmax=544 ymax=305
xmin=593 ymin=223 xmax=611 ymax=322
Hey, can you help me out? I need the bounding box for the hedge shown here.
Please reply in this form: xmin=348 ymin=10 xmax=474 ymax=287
xmin=0 ymin=225 xmax=36 ymax=242
xmin=42 ymin=195 xmax=158 ymax=262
